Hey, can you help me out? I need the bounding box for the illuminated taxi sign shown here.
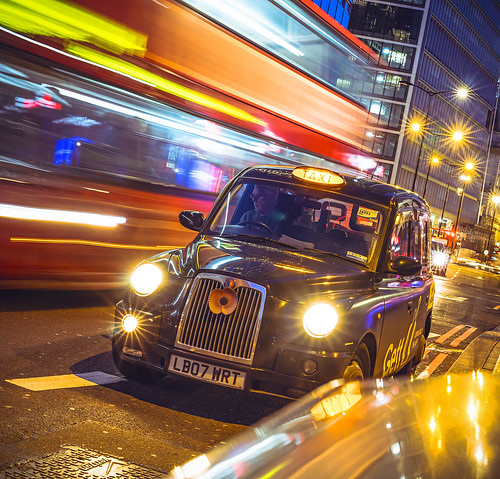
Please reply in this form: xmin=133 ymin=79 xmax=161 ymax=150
xmin=292 ymin=167 xmax=345 ymax=186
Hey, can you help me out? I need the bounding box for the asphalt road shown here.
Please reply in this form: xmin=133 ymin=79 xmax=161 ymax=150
xmin=1 ymin=262 xmax=499 ymax=476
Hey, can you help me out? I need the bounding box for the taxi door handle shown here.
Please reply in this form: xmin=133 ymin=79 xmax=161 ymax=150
xmin=407 ymin=301 xmax=413 ymax=314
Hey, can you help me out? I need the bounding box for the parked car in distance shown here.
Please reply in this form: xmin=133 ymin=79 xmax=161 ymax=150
xmin=112 ymin=165 xmax=434 ymax=399
xmin=431 ymin=239 xmax=449 ymax=276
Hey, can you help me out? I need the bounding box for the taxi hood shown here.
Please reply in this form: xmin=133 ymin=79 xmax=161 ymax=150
xmin=173 ymin=237 xmax=373 ymax=301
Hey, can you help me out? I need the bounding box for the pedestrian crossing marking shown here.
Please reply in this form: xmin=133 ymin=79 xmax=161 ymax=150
xmin=5 ymin=371 xmax=125 ymax=391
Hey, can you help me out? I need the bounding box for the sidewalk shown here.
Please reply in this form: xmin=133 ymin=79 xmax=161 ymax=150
xmin=448 ymin=325 xmax=500 ymax=375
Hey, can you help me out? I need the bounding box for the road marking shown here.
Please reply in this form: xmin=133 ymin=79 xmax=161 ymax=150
xmin=494 ymin=305 xmax=500 ymax=310
xmin=5 ymin=371 xmax=126 ymax=391
xmin=416 ymin=352 xmax=448 ymax=380
xmin=449 ymin=327 xmax=477 ymax=348
xmin=434 ymin=293 xmax=468 ymax=302
xmin=435 ymin=325 xmax=466 ymax=344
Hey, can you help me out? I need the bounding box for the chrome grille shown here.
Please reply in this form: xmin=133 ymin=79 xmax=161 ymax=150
xmin=175 ymin=274 xmax=265 ymax=364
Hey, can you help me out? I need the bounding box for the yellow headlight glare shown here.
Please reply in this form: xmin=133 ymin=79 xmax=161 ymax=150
xmin=303 ymin=303 xmax=339 ymax=338
xmin=131 ymin=263 xmax=163 ymax=296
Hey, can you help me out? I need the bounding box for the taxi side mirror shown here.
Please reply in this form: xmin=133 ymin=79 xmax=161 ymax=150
xmin=390 ymin=256 xmax=422 ymax=276
xmin=179 ymin=210 xmax=204 ymax=231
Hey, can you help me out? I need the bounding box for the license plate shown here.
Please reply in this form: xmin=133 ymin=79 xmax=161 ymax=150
xmin=168 ymin=354 xmax=246 ymax=390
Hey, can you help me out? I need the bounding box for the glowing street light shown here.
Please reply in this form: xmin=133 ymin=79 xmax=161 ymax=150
xmin=421 ymin=131 xmax=465 ymax=199
xmin=402 ymin=81 xmax=469 ymax=193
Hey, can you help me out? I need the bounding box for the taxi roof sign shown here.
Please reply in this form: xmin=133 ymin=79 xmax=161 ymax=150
xmin=292 ymin=167 xmax=345 ymax=186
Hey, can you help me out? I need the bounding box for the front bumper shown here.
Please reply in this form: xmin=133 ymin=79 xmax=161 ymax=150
xmin=113 ymin=304 xmax=352 ymax=399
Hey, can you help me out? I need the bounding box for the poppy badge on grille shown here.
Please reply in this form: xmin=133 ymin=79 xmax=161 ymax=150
xmin=208 ymin=287 xmax=238 ymax=315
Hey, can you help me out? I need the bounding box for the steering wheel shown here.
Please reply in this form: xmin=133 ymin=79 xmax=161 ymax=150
xmin=238 ymin=220 xmax=274 ymax=235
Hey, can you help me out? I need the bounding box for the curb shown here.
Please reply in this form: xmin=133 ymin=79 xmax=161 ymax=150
xmin=448 ymin=326 xmax=500 ymax=375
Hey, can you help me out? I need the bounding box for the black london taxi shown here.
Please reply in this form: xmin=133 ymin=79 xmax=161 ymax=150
xmin=112 ymin=165 xmax=435 ymax=399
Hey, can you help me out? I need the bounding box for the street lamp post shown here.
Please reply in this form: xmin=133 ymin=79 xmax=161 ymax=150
xmin=410 ymin=90 xmax=433 ymax=192
xmin=437 ymin=162 xmax=454 ymax=236
xmin=450 ymin=173 xmax=472 ymax=260
xmin=422 ymin=135 xmax=439 ymax=198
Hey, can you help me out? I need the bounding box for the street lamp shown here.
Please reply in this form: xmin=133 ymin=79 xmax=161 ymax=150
xmin=437 ymin=161 xmax=474 ymax=237
xmin=401 ymin=81 xmax=469 ymax=193
xmin=437 ymin=161 xmax=455 ymax=236
xmin=422 ymin=153 xmax=440 ymax=199
xmin=450 ymin=172 xmax=472 ymax=260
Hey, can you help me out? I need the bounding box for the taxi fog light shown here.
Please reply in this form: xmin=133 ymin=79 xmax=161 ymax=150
xmin=302 ymin=359 xmax=318 ymax=375
xmin=303 ymin=303 xmax=338 ymax=338
xmin=122 ymin=314 xmax=139 ymax=333
xmin=131 ymin=263 xmax=163 ymax=296
xmin=123 ymin=346 xmax=143 ymax=358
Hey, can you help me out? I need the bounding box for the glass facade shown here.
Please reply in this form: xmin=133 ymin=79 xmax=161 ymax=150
xmin=349 ymin=1 xmax=423 ymax=44
xmin=311 ymin=0 xmax=352 ymax=28
xmin=341 ymin=0 xmax=500 ymax=253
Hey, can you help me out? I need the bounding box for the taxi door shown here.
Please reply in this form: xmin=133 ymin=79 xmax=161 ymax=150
xmin=376 ymin=205 xmax=428 ymax=377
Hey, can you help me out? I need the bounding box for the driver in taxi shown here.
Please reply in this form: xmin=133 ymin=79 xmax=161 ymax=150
xmin=240 ymin=185 xmax=282 ymax=230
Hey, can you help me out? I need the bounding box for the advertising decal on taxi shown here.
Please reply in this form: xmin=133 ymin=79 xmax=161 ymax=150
xmin=383 ymin=297 xmax=421 ymax=376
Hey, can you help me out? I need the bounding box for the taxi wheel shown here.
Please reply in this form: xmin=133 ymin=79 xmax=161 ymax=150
xmin=343 ymin=343 xmax=370 ymax=381
xmin=112 ymin=337 xmax=164 ymax=383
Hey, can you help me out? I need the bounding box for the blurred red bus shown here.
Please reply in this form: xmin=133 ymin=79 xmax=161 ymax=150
xmin=0 ymin=0 xmax=382 ymax=289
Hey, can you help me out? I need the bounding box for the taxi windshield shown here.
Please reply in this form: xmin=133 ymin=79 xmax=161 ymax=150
xmin=207 ymin=180 xmax=386 ymax=266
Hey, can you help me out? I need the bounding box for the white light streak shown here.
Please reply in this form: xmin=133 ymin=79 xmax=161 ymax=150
xmin=0 ymin=203 xmax=126 ymax=227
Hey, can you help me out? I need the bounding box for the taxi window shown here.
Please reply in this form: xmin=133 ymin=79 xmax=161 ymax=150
xmin=390 ymin=210 xmax=413 ymax=260
xmin=207 ymin=180 xmax=386 ymax=266
xmin=390 ymin=208 xmax=431 ymax=267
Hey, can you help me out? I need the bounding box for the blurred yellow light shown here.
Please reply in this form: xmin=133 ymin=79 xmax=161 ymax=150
xmin=431 ymin=156 xmax=439 ymax=164
xmin=456 ymin=88 xmax=468 ymax=99
xmin=465 ymin=162 xmax=474 ymax=170
xmin=429 ymin=416 xmax=437 ymax=433
xmin=492 ymin=196 xmax=500 ymax=205
xmin=411 ymin=123 xmax=421 ymax=132
xmin=0 ymin=0 xmax=147 ymax=55
xmin=65 ymin=43 xmax=265 ymax=126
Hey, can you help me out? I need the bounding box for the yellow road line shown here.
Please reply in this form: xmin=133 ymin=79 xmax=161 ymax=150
xmin=435 ymin=325 xmax=465 ymax=344
xmin=416 ymin=352 xmax=448 ymax=380
xmin=450 ymin=327 xmax=477 ymax=348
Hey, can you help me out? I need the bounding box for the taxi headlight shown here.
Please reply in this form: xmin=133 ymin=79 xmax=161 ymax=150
xmin=131 ymin=263 xmax=163 ymax=296
xmin=432 ymin=252 xmax=448 ymax=267
xmin=303 ymin=303 xmax=338 ymax=338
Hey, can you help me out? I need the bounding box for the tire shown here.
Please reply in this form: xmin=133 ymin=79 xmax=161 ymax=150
xmin=343 ymin=343 xmax=370 ymax=381
xmin=112 ymin=336 xmax=164 ymax=383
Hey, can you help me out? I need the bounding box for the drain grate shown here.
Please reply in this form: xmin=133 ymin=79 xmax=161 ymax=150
xmin=0 ymin=445 xmax=167 ymax=478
